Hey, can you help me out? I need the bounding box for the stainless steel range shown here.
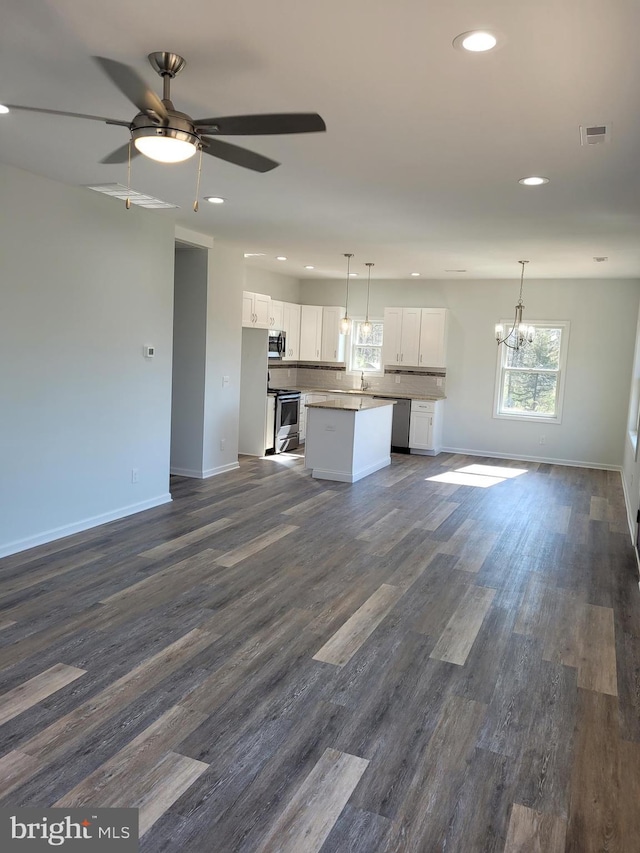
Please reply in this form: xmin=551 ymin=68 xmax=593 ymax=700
xmin=268 ymin=390 xmax=301 ymax=453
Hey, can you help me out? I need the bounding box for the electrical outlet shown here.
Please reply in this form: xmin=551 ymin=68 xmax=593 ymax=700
xmin=395 ymin=375 xmax=401 ymax=384
xmin=539 ymin=436 xmax=546 ymax=445
xmin=222 ymin=375 xmax=230 ymax=387
xmin=436 ymin=377 xmax=443 ymax=387
xmin=287 ymin=369 xmax=291 ymax=378
xmin=131 ymin=468 xmax=139 ymax=483
xmin=220 ymin=438 xmax=226 ymax=451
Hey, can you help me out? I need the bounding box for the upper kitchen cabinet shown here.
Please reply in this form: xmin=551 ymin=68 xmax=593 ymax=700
xmin=320 ymin=306 xmax=346 ymax=362
xmin=282 ymin=301 xmax=301 ymax=361
xmin=382 ymin=306 xmax=448 ymax=368
xmin=299 ymin=305 xmax=323 ymax=360
xmin=382 ymin=307 xmax=421 ymax=366
xmin=269 ymin=300 xmax=284 ymax=331
xmin=418 ymin=308 xmax=448 ymax=368
xmin=242 ymin=291 xmax=271 ymax=329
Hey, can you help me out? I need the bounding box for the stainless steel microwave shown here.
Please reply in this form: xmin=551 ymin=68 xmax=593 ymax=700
xmin=268 ymin=330 xmax=286 ymax=359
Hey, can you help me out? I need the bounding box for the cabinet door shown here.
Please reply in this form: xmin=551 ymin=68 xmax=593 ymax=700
xmin=321 ymin=306 xmax=345 ymax=362
xmin=409 ymin=412 xmax=434 ymax=449
xmin=419 ymin=308 xmax=448 ymax=368
xmin=300 ymin=305 xmax=322 ymax=360
xmin=400 ymin=307 xmax=421 ymax=366
xmin=270 ymin=300 xmax=284 ymax=330
xmin=253 ymin=292 xmax=271 ymax=329
xmin=242 ymin=291 xmax=255 ymax=327
xmin=382 ymin=308 xmax=403 ymax=366
xmin=283 ymin=302 xmax=301 ymax=360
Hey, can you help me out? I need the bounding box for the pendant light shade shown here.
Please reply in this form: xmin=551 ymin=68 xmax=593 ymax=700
xmin=361 ymin=262 xmax=374 ymax=337
xmin=341 ymin=253 xmax=354 ymax=334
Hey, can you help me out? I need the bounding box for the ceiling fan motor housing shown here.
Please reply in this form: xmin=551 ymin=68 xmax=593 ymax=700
xmin=131 ymin=108 xmax=200 ymax=149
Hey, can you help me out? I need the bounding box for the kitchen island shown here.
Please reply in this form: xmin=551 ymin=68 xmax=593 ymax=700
xmin=304 ymin=397 xmax=395 ymax=482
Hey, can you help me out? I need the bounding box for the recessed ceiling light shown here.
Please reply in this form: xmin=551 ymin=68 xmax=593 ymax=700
xmin=276 ymin=256 xmax=287 ymax=261
xmin=205 ymin=196 xmax=225 ymax=204
xmin=453 ymin=30 xmax=498 ymax=52
xmin=304 ymin=265 xmax=315 ymax=269
xmin=349 ymin=272 xmax=358 ymax=277
xmin=518 ymin=176 xmax=549 ymax=186
xmin=410 ymin=272 xmax=421 ymax=277
xmin=0 ymin=104 xmax=9 ymax=115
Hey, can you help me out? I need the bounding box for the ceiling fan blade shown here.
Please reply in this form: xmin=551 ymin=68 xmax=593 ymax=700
xmin=201 ymin=138 xmax=280 ymax=172
xmin=93 ymin=56 xmax=168 ymax=122
xmin=100 ymin=143 xmax=139 ymax=165
xmin=4 ymin=104 xmax=130 ymax=126
xmin=194 ymin=113 xmax=326 ymax=135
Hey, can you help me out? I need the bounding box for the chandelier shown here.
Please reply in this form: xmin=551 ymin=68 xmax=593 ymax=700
xmin=495 ymin=260 xmax=535 ymax=350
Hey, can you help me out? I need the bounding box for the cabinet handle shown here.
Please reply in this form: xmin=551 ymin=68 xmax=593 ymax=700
xmin=401 ymin=353 xmax=404 ymax=363
xmin=420 ymin=354 xmax=423 ymax=363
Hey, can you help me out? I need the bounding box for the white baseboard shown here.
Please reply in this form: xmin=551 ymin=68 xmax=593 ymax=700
xmin=440 ymin=446 xmax=621 ymax=472
xmin=311 ymin=457 xmax=390 ymax=483
xmin=171 ymin=461 xmax=240 ymax=479
xmin=0 ymin=493 xmax=173 ymax=559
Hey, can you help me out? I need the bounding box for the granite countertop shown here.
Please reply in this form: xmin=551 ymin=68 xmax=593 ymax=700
xmin=291 ymin=387 xmax=446 ymax=401
xmin=306 ymin=398 xmax=397 ymax=412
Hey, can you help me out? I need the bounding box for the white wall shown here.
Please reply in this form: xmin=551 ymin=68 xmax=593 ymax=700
xmin=301 ymin=276 xmax=640 ymax=468
xmin=202 ymin=242 xmax=244 ymax=476
xmin=622 ymin=300 xmax=640 ymax=540
xmin=244 ymin=266 xmax=301 ymax=303
xmin=0 ymin=163 xmax=175 ymax=556
xmin=171 ymin=248 xmax=208 ymax=476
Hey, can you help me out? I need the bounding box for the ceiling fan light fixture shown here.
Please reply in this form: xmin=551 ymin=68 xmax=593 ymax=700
xmin=133 ymin=131 xmax=198 ymax=163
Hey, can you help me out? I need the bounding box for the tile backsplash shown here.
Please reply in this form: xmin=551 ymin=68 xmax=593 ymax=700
xmin=268 ymin=362 xmax=446 ymax=398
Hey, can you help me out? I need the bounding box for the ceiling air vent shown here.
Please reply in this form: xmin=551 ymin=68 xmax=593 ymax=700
xmin=580 ymin=124 xmax=611 ymax=145
xmin=84 ymin=183 xmax=177 ymax=208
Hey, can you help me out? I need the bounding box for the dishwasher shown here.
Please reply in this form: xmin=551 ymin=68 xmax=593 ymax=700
xmin=375 ymin=396 xmax=411 ymax=452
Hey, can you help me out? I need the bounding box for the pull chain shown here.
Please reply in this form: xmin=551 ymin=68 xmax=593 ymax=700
xmin=193 ymin=146 xmax=203 ymax=212
xmin=125 ymin=139 xmax=132 ymax=210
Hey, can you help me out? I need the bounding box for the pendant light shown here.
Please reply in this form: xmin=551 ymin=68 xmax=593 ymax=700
xmin=361 ymin=262 xmax=374 ymax=338
xmin=495 ymin=260 xmax=535 ymax=351
xmin=340 ymin=253 xmax=354 ymax=334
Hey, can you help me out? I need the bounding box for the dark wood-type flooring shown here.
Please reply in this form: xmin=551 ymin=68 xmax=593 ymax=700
xmin=1 ymin=451 xmax=639 ymax=851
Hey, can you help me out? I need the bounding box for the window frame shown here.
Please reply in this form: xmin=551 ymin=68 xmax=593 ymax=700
xmin=346 ymin=317 xmax=385 ymax=375
xmin=493 ymin=320 xmax=570 ymax=424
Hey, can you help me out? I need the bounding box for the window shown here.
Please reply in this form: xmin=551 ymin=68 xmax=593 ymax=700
xmin=349 ymin=320 xmax=384 ymax=373
xmin=494 ymin=322 xmax=570 ymax=422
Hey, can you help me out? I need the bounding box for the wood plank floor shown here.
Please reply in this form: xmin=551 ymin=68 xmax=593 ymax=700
xmin=1 ymin=451 xmax=639 ymax=852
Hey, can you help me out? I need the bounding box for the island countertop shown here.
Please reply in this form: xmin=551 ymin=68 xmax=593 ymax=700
xmin=305 ymin=398 xmax=397 ymax=412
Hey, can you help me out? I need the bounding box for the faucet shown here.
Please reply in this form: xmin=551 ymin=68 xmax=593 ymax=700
xmin=360 ymin=371 xmax=370 ymax=391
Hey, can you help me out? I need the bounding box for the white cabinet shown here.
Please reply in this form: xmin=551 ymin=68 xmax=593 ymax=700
xmin=321 ymin=306 xmax=346 ymax=362
xmin=300 ymin=305 xmax=323 ymax=361
xmin=300 ymin=393 xmax=328 ymax=442
xmin=269 ymin=300 xmax=284 ymax=331
xmin=383 ymin=306 xmax=448 ymax=368
xmin=382 ymin=307 xmax=421 ymax=366
xmin=409 ymin=399 xmax=443 ymax=456
xmin=418 ymin=308 xmax=448 ymax=368
xmin=242 ymin=291 xmax=271 ymax=329
xmin=283 ymin=302 xmax=301 ymax=361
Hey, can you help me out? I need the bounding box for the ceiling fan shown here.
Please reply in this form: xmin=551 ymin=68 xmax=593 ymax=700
xmin=3 ymin=51 xmax=326 ymax=172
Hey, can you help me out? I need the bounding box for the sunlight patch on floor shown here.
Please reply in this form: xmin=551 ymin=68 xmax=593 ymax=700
xmin=427 ymin=463 xmax=527 ymax=488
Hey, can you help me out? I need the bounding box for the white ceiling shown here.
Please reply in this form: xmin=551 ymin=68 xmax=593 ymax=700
xmin=2 ymin=0 xmax=640 ymax=280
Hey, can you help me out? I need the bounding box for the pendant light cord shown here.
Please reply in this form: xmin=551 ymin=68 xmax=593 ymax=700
xmin=365 ymin=262 xmax=373 ymax=320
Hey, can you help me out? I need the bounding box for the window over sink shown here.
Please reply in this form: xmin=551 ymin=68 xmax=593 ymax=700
xmin=348 ymin=320 xmax=384 ymax=374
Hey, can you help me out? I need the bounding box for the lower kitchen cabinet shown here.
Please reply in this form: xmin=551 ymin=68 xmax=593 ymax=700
xmin=409 ymin=399 xmax=443 ymax=455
